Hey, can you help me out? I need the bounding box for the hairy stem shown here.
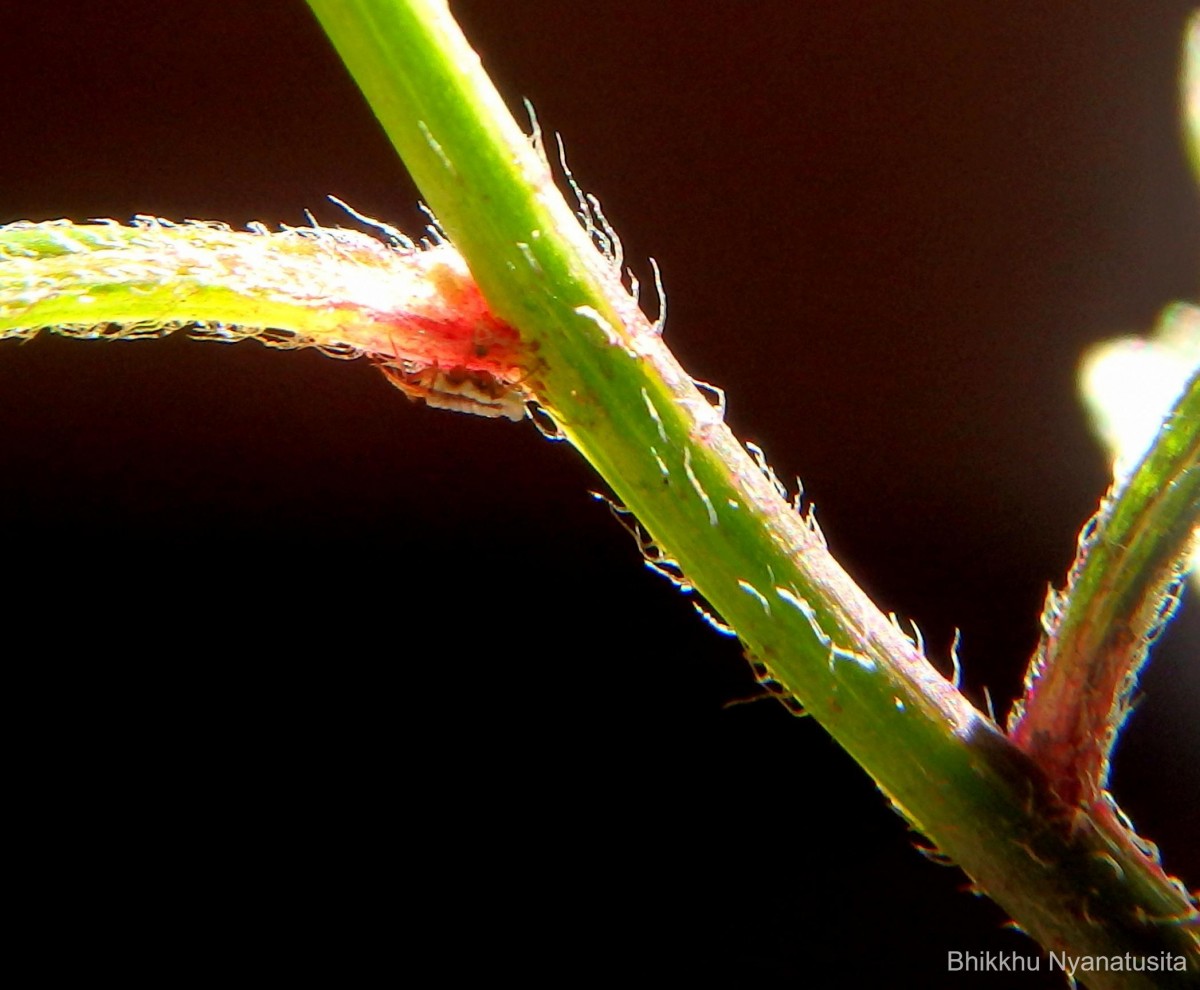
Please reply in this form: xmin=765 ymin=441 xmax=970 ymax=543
xmin=0 ymin=216 xmax=528 ymax=419
xmin=1011 ymin=360 xmax=1200 ymax=822
xmin=306 ymin=0 xmax=1199 ymax=981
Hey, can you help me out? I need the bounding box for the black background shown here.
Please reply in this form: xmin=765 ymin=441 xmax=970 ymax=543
xmin=2 ymin=2 xmax=1197 ymax=985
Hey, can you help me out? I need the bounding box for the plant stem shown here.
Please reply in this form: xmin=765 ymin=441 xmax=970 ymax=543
xmin=0 ymin=217 xmax=528 ymax=419
xmin=1011 ymin=366 xmax=1200 ymax=817
xmin=305 ymin=0 xmax=1199 ymax=980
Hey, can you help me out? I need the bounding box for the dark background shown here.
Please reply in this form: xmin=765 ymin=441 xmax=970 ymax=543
xmin=2 ymin=2 xmax=1196 ymax=984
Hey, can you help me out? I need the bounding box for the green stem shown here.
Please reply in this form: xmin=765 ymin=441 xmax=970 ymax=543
xmin=0 ymin=216 xmax=528 ymax=418
xmin=1011 ymin=367 xmax=1200 ymax=812
xmin=306 ymin=0 xmax=1199 ymax=981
